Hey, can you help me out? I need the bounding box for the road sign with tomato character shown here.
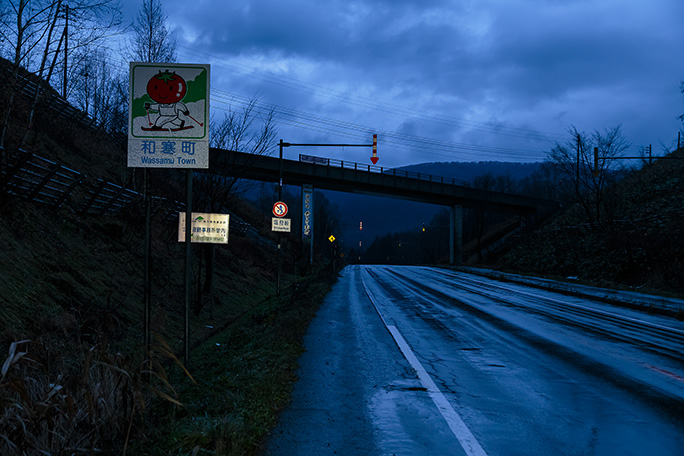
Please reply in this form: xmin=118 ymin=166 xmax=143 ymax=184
xmin=128 ymin=62 xmax=210 ymax=168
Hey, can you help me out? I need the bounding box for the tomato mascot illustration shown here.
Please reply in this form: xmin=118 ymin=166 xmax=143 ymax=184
xmin=143 ymin=70 xmax=195 ymax=131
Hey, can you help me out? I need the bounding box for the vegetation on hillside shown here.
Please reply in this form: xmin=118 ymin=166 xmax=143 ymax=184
xmin=0 ymin=58 xmax=340 ymax=455
xmin=500 ymin=146 xmax=684 ymax=294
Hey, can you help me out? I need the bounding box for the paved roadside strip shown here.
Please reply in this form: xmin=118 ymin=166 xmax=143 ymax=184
xmin=458 ymin=267 xmax=684 ymax=318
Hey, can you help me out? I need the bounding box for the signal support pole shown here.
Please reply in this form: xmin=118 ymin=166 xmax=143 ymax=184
xmin=279 ymin=135 xmax=377 ymax=273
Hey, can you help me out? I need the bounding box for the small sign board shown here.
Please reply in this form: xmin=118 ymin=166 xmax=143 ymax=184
xmin=178 ymin=212 xmax=229 ymax=244
xmin=300 ymin=154 xmax=329 ymax=165
xmin=273 ymin=201 xmax=288 ymax=217
xmin=128 ymin=62 xmax=210 ymax=168
xmin=272 ymin=217 xmax=291 ymax=232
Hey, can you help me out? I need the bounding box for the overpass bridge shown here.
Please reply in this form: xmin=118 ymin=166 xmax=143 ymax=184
xmin=208 ymin=148 xmax=558 ymax=264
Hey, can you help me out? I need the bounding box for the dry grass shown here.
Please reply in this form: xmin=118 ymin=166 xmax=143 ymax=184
xmin=0 ymin=195 xmax=334 ymax=454
xmin=0 ymin=332 xmax=206 ymax=455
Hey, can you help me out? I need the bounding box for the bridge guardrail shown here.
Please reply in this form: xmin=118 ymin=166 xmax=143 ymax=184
xmin=300 ymin=154 xmax=466 ymax=186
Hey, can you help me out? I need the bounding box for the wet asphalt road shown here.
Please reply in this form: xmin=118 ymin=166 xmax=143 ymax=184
xmin=265 ymin=265 xmax=467 ymax=455
xmin=265 ymin=265 xmax=684 ymax=455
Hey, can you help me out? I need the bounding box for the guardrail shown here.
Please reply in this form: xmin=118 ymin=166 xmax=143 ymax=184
xmin=300 ymin=154 xmax=466 ymax=186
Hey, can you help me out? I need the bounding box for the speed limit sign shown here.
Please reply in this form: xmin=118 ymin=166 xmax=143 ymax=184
xmin=273 ymin=201 xmax=288 ymax=217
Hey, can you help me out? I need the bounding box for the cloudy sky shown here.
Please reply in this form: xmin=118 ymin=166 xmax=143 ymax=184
xmin=119 ymin=0 xmax=684 ymax=167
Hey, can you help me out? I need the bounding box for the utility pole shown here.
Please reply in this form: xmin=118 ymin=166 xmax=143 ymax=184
xmin=63 ymin=4 xmax=68 ymax=98
xmin=576 ymin=133 xmax=580 ymax=183
xmin=649 ymin=144 xmax=652 ymax=165
xmin=277 ymin=139 xmax=284 ymax=296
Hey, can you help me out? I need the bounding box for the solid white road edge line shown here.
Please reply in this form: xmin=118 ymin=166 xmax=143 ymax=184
xmin=360 ymin=267 xmax=488 ymax=456
xmin=386 ymin=324 xmax=488 ymax=456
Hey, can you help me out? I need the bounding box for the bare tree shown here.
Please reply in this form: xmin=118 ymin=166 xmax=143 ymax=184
xmin=0 ymin=0 xmax=56 ymax=155
xmin=548 ymin=124 xmax=629 ymax=226
xmin=192 ymin=97 xmax=277 ymax=315
xmin=0 ymin=0 xmax=124 ymax=153
xmin=200 ymin=97 xmax=277 ymax=210
xmin=125 ymin=0 xmax=176 ymax=189
xmin=129 ymin=0 xmax=176 ymax=63
xmin=67 ymin=47 xmax=128 ymax=135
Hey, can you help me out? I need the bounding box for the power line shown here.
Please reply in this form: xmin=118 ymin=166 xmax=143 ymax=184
xmin=67 ymin=45 xmax=555 ymax=161
xmin=176 ymin=44 xmax=566 ymax=143
xmin=210 ymin=88 xmax=548 ymax=161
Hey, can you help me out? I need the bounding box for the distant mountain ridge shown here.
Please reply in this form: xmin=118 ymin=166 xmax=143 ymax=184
xmin=395 ymin=161 xmax=542 ymax=182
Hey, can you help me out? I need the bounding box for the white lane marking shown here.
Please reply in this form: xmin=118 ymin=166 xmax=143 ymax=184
xmin=361 ymin=267 xmax=488 ymax=456
xmin=387 ymin=325 xmax=488 ymax=456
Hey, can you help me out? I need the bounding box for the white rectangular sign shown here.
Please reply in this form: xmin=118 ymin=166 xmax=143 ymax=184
xmin=128 ymin=62 xmax=210 ymax=168
xmin=178 ymin=212 xmax=229 ymax=244
xmin=272 ymin=217 xmax=291 ymax=232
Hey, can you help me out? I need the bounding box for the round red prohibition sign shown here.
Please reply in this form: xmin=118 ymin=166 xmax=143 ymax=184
xmin=273 ymin=201 xmax=288 ymax=217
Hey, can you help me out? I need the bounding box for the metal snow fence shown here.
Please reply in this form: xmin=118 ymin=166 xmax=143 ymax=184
xmin=80 ymin=179 xmax=141 ymax=216
xmin=1 ymin=149 xmax=83 ymax=209
xmin=1 ymin=148 xmax=261 ymax=238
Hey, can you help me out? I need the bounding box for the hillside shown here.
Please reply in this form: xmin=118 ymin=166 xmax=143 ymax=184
xmin=0 ymin=65 xmax=334 ymax=455
xmin=398 ymin=161 xmax=542 ymax=182
xmin=499 ymin=148 xmax=684 ymax=295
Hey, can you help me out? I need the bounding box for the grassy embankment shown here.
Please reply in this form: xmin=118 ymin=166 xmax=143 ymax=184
xmin=1 ymin=179 xmax=335 ymax=455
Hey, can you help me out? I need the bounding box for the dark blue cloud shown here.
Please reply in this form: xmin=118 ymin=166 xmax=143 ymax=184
xmin=123 ymin=0 xmax=684 ymax=165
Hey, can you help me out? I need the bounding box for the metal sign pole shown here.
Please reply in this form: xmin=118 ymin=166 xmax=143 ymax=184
xmin=279 ymin=135 xmax=376 ymax=272
xmin=277 ymin=140 xmax=284 ymax=296
xmin=184 ymin=169 xmax=193 ymax=369
xmin=143 ymin=169 xmax=151 ymax=366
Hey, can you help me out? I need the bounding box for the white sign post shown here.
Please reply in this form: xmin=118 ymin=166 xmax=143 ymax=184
xmin=128 ymin=62 xmax=210 ymax=168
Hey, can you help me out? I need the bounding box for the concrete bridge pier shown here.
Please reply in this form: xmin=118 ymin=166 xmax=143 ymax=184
xmin=450 ymin=204 xmax=463 ymax=266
